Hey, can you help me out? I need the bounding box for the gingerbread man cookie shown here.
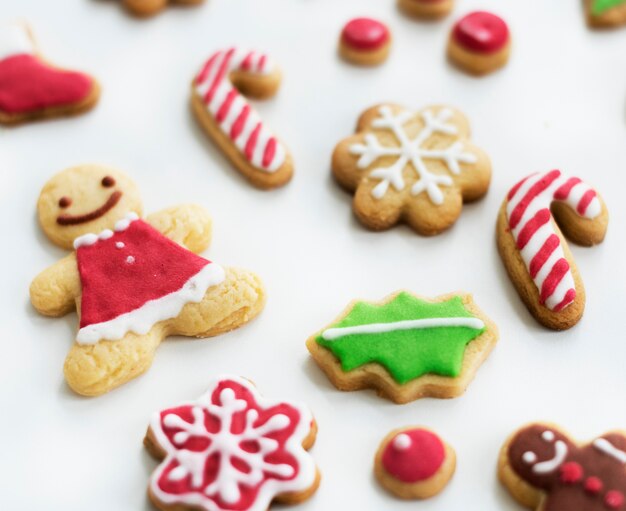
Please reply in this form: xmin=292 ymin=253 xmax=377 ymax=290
xmin=306 ymin=291 xmax=498 ymax=404
xmin=0 ymin=23 xmax=99 ymax=125
xmin=191 ymin=47 xmax=293 ymax=189
xmin=499 ymin=423 xmax=626 ymax=511
xmin=30 ymin=165 xmax=265 ymax=396
xmin=497 ymin=170 xmax=608 ymax=330
xmin=375 ymin=427 xmax=456 ymax=499
xmin=144 ymin=375 xmax=320 ymax=511
xmin=398 ymin=0 xmax=454 ymax=19
xmin=122 ymin=0 xmax=204 ymax=17
xmin=585 ymin=0 xmax=626 ymax=27
xmin=332 ymin=104 xmax=491 ymax=235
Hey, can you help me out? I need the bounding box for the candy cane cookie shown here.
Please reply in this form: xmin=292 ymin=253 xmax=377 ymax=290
xmin=191 ymin=48 xmax=293 ymax=189
xmin=496 ymin=170 xmax=608 ymax=330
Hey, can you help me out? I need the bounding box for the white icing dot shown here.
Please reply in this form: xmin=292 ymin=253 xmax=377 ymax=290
xmin=115 ymin=242 xmax=125 ymax=249
xmin=126 ymin=256 xmax=135 ymax=264
xmin=393 ymin=433 xmax=411 ymax=451
xmin=542 ymin=431 xmax=555 ymax=442
xmin=523 ymin=451 xmax=537 ymax=464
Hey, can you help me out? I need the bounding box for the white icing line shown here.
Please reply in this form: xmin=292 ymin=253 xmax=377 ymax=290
xmin=594 ymin=438 xmax=626 ymax=464
xmin=321 ymin=316 xmax=485 ymax=341
xmin=0 ymin=24 xmax=33 ymax=61
xmin=532 ymin=440 xmax=568 ymax=474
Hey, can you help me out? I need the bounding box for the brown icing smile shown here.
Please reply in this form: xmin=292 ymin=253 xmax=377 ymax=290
xmin=56 ymin=191 xmax=122 ymax=226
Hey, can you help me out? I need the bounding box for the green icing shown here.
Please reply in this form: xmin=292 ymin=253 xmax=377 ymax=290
xmin=593 ymin=0 xmax=626 ymax=15
xmin=316 ymin=292 xmax=486 ymax=384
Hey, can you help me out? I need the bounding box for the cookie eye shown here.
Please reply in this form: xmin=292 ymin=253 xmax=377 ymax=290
xmin=58 ymin=196 xmax=72 ymax=208
xmin=101 ymin=176 xmax=116 ymax=188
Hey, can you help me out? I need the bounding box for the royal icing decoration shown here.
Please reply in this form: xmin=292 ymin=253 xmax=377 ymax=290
xmin=452 ymin=11 xmax=509 ymax=54
xmin=507 ymin=424 xmax=626 ymax=510
xmin=316 ymin=292 xmax=486 ymax=384
xmin=74 ymin=212 xmax=225 ymax=344
xmin=349 ymin=106 xmax=477 ymax=204
xmin=382 ymin=429 xmax=445 ymax=483
xmin=148 ymin=376 xmax=317 ymax=511
xmin=506 ymin=170 xmax=601 ymax=312
xmin=593 ymin=0 xmax=626 ymax=15
xmin=0 ymin=24 xmax=94 ymax=115
xmin=341 ymin=18 xmax=390 ymax=51
xmin=194 ymin=48 xmax=286 ymax=173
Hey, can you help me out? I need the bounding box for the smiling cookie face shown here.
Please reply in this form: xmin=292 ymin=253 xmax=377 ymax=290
xmin=37 ymin=165 xmax=143 ymax=249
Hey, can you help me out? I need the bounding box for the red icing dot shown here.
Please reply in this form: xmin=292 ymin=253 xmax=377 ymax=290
xmin=605 ymin=491 xmax=625 ymax=509
xmin=381 ymin=428 xmax=445 ymax=483
xmin=559 ymin=462 xmax=583 ymax=484
xmin=585 ymin=477 xmax=603 ymax=494
xmin=342 ymin=18 xmax=390 ymax=51
xmin=452 ymin=11 xmax=509 ymax=54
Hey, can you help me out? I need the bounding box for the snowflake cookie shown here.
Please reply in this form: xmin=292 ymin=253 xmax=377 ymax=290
xmin=306 ymin=291 xmax=498 ymax=404
xmin=585 ymin=0 xmax=626 ymax=27
xmin=375 ymin=426 xmax=456 ymax=499
xmin=499 ymin=423 xmax=626 ymax=511
xmin=332 ymin=104 xmax=491 ymax=235
xmin=144 ymin=376 xmax=320 ymax=511
xmin=30 ymin=165 xmax=265 ymax=396
xmin=497 ymin=170 xmax=608 ymax=330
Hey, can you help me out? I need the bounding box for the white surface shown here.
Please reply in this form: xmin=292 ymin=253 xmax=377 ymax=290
xmin=1 ymin=0 xmax=625 ymax=509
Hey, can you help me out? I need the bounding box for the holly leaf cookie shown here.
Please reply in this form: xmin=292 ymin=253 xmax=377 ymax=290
xmin=30 ymin=165 xmax=265 ymax=396
xmin=306 ymin=291 xmax=498 ymax=404
xmin=332 ymin=104 xmax=491 ymax=235
xmin=499 ymin=423 xmax=626 ymax=511
xmin=144 ymin=376 xmax=321 ymax=511
xmin=0 ymin=23 xmax=99 ymax=125
xmin=585 ymin=0 xmax=626 ymax=27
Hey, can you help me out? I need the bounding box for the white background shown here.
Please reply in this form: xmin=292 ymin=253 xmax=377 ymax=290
xmin=1 ymin=0 xmax=625 ymax=509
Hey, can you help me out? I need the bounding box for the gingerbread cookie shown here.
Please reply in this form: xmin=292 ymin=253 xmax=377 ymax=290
xmin=339 ymin=18 xmax=391 ymax=66
xmin=499 ymin=423 xmax=626 ymax=511
xmin=447 ymin=11 xmax=511 ymax=75
xmin=332 ymin=104 xmax=491 ymax=235
xmin=0 ymin=23 xmax=99 ymax=125
xmin=30 ymin=165 xmax=265 ymax=396
xmin=497 ymin=170 xmax=608 ymax=330
xmin=144 ymin=375 xmax=320 ymax=511
xmin=585 ymin=0 xmax=626 ymax=27
xmin=375 ymin=427 xmax=456 ymax=499
xmin=191 ymin=47 xmax=293 ymax=189
xmin=306 ymin=291 xmax=498 ymax=404
xmin=122 ymin=0 xmax=204 ymax=17
xmin=398 ymin=0 xmax=454 ymax=19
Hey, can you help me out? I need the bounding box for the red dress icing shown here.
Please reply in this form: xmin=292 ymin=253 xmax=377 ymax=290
xmin=342 ymin=18 xmax=390 ymax=51
xmin=0 ymin=54 xmax=93 ymax=114
xmin=452 ymin=11 xmax=509 ymax=54
xmin=382 ymin=429 xmax=445 ymax=483
xmin=76 ymin=219 xmax=210 ymax=330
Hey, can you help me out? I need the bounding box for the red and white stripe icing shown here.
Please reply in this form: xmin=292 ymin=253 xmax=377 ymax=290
xmin=194 ymin=48 xmax=286 ymax=173
xmin=506 ymin=170 xmax=602 ymax=312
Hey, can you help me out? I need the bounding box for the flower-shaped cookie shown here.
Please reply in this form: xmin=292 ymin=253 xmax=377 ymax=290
xmin=144 ymin=376 xmax=320 ymax=511
xmin=332 ymin=104 xmax=491 ymax=235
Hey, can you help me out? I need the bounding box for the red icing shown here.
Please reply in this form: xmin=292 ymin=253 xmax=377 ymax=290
xmin=585 ymin=477 xmax=604 ymax=494
xmin=452 ymin=11 xmax=509 ymax=54
xmin=155 ymin=378 xmax=303 ymax=509
xmin=76 ymin=218 xmax=210 ymax=329
xmin=381 ymin=429 xmax=445 ymax=483
xmin=560 ymin=462 xmax=584 ymax=484
xmin=0 ymin=54 xmax=93 ymax=114
xmin=605 ymin=491 xmax=625 ymax=509
xmin=341 ymin=18 xmax=390 ymax=51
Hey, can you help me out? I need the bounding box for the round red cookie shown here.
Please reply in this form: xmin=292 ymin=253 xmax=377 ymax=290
xmin=398 ymin=0 xmax=454 ymax=19
xmin=448 ymin=11 xmax=511 ymax=75
xmin=339 ymin=17 xmax=391 ymax=66
xmin=374 ymin=427 xmax=456 ymax=499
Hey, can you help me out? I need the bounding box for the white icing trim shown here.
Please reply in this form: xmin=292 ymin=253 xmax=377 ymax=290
xmin=73 ymin=212 xmax=139 ymax=249
xmin=76 ymin=262 xmax=225 ymax=344
xmin=149 ymin=375 xmax=317 ymax=511
xmin=321 ymin=316 xmax=485 ymax=341
xmin=532 ymin=440 xmax=568 ymax=474
xmin=393 ymin=434 xmax=411 ymax=451
xmin=594 ymin=438 xmax=626 ymax=464
xmin=0 ymin=24 xmax=33 ymax=61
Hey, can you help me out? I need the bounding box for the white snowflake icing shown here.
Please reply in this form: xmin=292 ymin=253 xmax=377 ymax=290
xmin=349 ymin=106 xmax=478 ymax=205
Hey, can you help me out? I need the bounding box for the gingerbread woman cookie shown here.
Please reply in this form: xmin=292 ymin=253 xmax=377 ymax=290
xmin=497 ymin=170 xmax=608 ymax=330
xmin=30 ymin=165 xmax=265 ymax=396
xmin=332 ymin=104 xmax=491 ymax=235
xmin=144 ymin=375 xmax=320 ymax=511
xmin=585 ymin=0 xmax=626 ymax=27
xmin=191 ymin=47 xmax=293 ymax=189
xmin=499 ymin=423 xmax=626 ymax=511
xmin=306 ymin=291 xmax=498 ymax=404
xmin=398 ymin=0 xmax=454 ymax=19
xmin=122 ymin=0 xmax=204 ymax=17
xmin=0 ymin=23 xmax=99 ymax=125
xmin=339 ymin=18 xmax=392 ymax=66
